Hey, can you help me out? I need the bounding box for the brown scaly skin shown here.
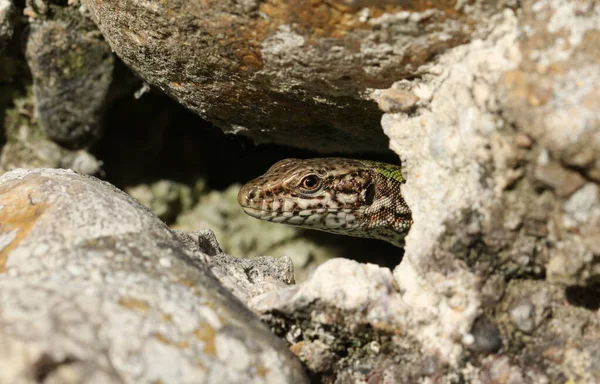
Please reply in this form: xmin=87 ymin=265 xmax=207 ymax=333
xmin=237 ymin=158 xmax=412 ymax=248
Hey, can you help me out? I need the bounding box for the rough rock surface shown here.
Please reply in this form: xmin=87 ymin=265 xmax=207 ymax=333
xmin=25 ymin=10 xmax=114 ymax=148
xmin=0 ymin=89 xmax=104 ymax=175
xmin=1 ymin=0 xmax=599 ymax=382
xmin=82 ymin=0 xmax=516 ymax=153
xmin=242 ymin=2 xmax=600 ymax=383
xmin=0 ymin=168 xmax=307 ymax=383
xmin=0 ymin=0 xmax=16 ymax=51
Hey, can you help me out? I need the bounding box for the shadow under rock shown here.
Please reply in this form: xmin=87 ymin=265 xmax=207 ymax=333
xmin=301 ymin=230 xmax=404 ymax=270
xmin=565 ymin=284 xmax=600 ymax=311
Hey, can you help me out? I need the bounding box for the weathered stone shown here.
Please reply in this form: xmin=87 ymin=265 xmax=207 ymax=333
xmin=0 ymin=168 xmax=308 ymax=383
xmin=0 ymin=0 xmax=16 ymax=50
xmin=277 ymin=1 xmax=600 ymax=381
xmin=373 ymin=87 xmax=420 ymax=113
xmin=176 ymin=228 xmax=296 ymax=303
xmin=500 ymin=0 xmax=600 ymax=183
xmin=82 ymin=0 xmax=515 ymax=153
xmin=533 ymin=160 xmax=586 ymax=198
xmin=25 ymin=16 xmax=113 ymax=147
xmin=0 ymin=90 xmax=102 ymax=176
xmin=250 ymin=258 xmax=433 ymax=380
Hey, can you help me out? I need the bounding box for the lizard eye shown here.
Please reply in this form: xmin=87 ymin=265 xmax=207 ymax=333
xmin=300 ymin=175 xmax=321 ymax=191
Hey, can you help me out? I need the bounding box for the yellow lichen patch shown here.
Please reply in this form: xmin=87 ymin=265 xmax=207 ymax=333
xmin=260 ymin=0 xmax=462 ymax=40
xmin=161 ymin=313 xmax=173 ymax=323
xmin=193 ymin=322 xmax=217 ymax=356
xmin=117 ymin=297 xmax=151 ymax=312
xmin=289 ymin=341 xmax=305 ymax=356
xmin=153 ymin=333 xmax=190 ymax=349
xmin=371 ymin=321 xmax=403 ymax=336
xmin=0 ymin=176 xmax=49 ymax=272
xmin=255 ymin=365 xmax=270 ymax=377
xmin=177 ymin=277 xmax=196 ymax=287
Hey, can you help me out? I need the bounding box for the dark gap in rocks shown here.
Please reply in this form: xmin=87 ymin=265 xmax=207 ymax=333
xmin=565 ymin=284 xmax=600 ymax=310
xmin=49 ymin=0 xmax=69 ymax=6
xmin=301 ymin=230 xmax=403 ymax=270
xmin=95 ymin=79 xmax=399 ymax=191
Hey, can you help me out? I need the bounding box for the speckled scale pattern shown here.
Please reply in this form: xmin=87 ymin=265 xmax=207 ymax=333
xmin=238 ymin=158 xmax=412 ymax=247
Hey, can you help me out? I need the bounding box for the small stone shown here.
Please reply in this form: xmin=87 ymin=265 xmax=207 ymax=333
xmin=469 ymin=317 xmax=503 ymax=354
xmin=509 ymin=299 xmax=535 ymax=333
xmin=0 ymin=0 xmax=17 ymax=48
xmin=25 ymin=20 xmax=114 ymax=148
xmin=534 ymin=161 xmax=586 ymax=198
xmin=376 ymin=89 xmax=420 ymax=113
xmin=563 ymin=183 xmax=600 ymax=224
xmin=294 ymin=340 xmax=336 ymax=373
xmin=527 ymin=85 xmax=552 ymax=106
xmin=514 ymin=133 xmax=534 ymax=149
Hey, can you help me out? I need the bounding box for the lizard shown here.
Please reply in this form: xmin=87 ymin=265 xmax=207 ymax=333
xmin=237 ymin=158 xmax=412 ymax=248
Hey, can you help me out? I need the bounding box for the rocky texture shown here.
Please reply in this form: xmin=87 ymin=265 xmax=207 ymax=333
xmin=0 ymin=168 xmax=308 ymax=383
xmin=82 ymin=0 xmax=516 ymax=153
xmin=219 ymin=2 xmax=600 ymax=382
xmin=25 ymin=8 xmax=114 ymax=148
xmin=1 ymin=0 xmax=599 ymax=382
xmin=175 ymin=228 xmax=297 ymax=303
xmin=0 ymin=88 xmax=104 ymax=175
xmin=0 ymin=0 xmax=16 ymax=51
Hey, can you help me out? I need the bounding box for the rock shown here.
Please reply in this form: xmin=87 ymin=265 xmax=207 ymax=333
xmin=533 ymin=160 xmax=586 ymax=198
xmin=238 ymin=1 xmax=600 ymax=381
xmin=0 ymin=90 xmax=101 ymax=176
xmin=373 ymin=88 xmax=419 ymax=113
xmin=25 ymin=16 xmax=113 ymax=148
xmin=469 ymin=317 xmax=503 ymax=354
xmin=250 ymin=258 xmax=440 ymax=381
xmin=0 ymin=0 xmax=16 ymax=50
xmin=508 ymin=299 xmax=536 ymax=334
xmin=500 ymin=0 xmax=600 ymax=183
xmin=175 ymin=229 xmax=296 ymax=303
xmin=82 ymin=0 xmax=514 ymax=153
xmin=0 ymin=168 xmax=308 ymax=383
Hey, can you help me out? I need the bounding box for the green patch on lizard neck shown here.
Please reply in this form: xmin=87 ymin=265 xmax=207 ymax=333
xmin=368 ymin=162 xmax=404 ymax=183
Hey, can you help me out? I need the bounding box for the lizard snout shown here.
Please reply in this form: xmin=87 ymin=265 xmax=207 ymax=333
xmin=237 ymin=185 xmax=262 ymax=208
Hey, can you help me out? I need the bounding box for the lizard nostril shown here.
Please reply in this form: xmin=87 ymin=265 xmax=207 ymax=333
xmin=239 ymin=186 xmax=262 ymax=206
xmin=246 ymin=188 xmax=258 ymax=200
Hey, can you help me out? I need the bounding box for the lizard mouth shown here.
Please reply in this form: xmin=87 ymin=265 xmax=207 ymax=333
xmin=239 ymin=206 xmax=271 ymax=219
xmin=240 ymin=205 xmax=350 ymax=219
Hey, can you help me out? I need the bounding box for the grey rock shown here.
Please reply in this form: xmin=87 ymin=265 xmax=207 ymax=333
xmin=25 ymin=19 xmax=113 ymax=148
xmin=0 ymin=0 xmax=16 ymax=50
xmin=533 ymin=160 xmax=586 ymax=198
xmin=175 ymin=228 xmax=296 ymax=303
xmin=509 ymin=299 xmax=536 ymax=334
xmin=0 ymin=168 xmax=308 ymax=383
xmin=241 ymin=2 xmax=600 ymax=381
xmin=82 ymin=0 xmax=515 ymax=153
xmin=0 ymin=90 xmax=102 ymax=176
xmin=469 ymin=318 xmax=503 ymax=354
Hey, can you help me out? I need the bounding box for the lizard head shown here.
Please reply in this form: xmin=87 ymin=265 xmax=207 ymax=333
xmin=238 ymin=158 xmax=377 ymax=230
xmin=238 ymin=157 xmax=412 ymax=246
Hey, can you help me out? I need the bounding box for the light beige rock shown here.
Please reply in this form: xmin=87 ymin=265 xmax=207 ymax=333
xmin=0 ymin=168 xmax=307 ymax=384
